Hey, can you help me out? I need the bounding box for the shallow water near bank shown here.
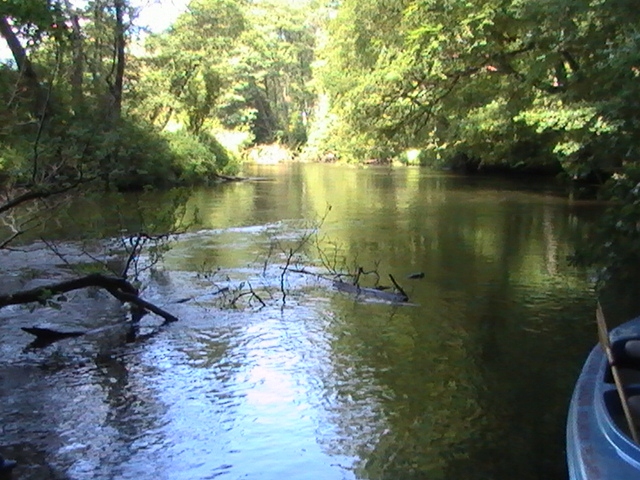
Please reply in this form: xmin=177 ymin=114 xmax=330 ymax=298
xmin=0 ymin=164 xmax=634 ymax=479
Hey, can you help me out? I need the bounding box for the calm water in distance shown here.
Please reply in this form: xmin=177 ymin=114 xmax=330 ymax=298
xmin=1 ymin=163 xmax=635 ymax=479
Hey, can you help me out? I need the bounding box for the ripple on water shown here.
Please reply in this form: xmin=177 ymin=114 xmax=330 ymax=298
xmin=74 ymin=306 xmax=357 ymax=480
xmin=1 ymin=270 xmax=419 ymax=480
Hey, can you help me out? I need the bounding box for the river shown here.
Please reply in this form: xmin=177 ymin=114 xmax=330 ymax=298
xmin=0 ymin=163 xmax=632 ymax=479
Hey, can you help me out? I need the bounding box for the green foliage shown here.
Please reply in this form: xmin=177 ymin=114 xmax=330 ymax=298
xmin=131 ymin=0 xmax=316 ymax=147
xmin=1 ymin=0 xmax=314 ymax=195
xmin=0 ymin=0 xmax=241 ymax=192
xmin=101 ymin=119 xmax=176 ymax=190
xmin=0 ymin=144 xmax=28 ymax=181
xmin=128 ymin=0 xmax=242 ymax=135
xmin=316 ymin=0 xmax=640 ymax=177
xmin=164 ymin=130 xmax=219 ymax=184
xmin=0 ymin=95 xmax=237 ymax=191
xmin=0 ymin=0 xmax=63 ymax=39
xmin=163 ymin=129 xmax=240 ymax=184
xmin=572 ymin=165 xmax=640 ymax=288
xmin=197 ymin=131 xmax=239 ymax=174
xmin=130 ymin=0 xmax=246 ymax=134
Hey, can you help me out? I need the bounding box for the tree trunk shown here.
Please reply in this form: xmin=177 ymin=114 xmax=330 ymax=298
xmin=112 ymin=0 xmax=126 ymax=120
xmin=62 ymin=0 xmax=85 ymax=109
xmin=0 ymin=16 xmax=47 ymax=114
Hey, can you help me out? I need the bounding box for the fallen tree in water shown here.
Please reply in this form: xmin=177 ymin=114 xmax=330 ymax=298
xmin=0 ymin=272 xmax=179 ymax=325
xmin=332 ymin=280 xmax=408 ymax=303
xmin=332 ymin=273 xmax=410 ymax=303
xmin=0 ymin=184 xmax=182 ymax=343
xmin=2 ymin=198 xmax=419 ymax=347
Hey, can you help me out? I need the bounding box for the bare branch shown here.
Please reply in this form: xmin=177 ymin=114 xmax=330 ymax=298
xmin=388 ymin=274 xmax=408 ymax=301
xmin=106 ymin=287 xmax=178 ymax=323
xmin=0 ymin=230 xmax=23 ymax=250
xmin=0 ymin=273 xmax=178 ymax=323
xmin=0 ymin=181 xmax=85 ymax=216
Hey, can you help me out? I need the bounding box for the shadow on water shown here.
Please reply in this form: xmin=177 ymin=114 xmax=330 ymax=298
xmin=1 ymin=164 xmax=633 ymax=479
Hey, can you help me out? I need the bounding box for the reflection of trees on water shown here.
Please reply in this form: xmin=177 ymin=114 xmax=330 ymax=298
xmin=139 ymin=165 xmax=603 ymax=480
xmin=437 ymin=280 xmax=596 ymax=480
xmin=0 ymin=306 xmax=238 ymax=478
xmin=298 ymin=169 xmax=598 ymax=479
xmin=309 ymin=302 xmax=401 ymax=472
xmin=92 ymin=349 xmax=167 ymax=474
xmin=27 ymin=189 xmax=194 ymax=243
xmin=0 ymin=364 xmax=67 ymax=479
xmin=313 ymin=298 xmax=486 ymax=480
xmin=318 ymin=295 xmax=591 ymax=479
xmin=0 ymin=343 xmax=162 ymax=478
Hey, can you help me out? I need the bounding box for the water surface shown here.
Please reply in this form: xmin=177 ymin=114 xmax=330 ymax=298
xmin=0 ymin=164 xmax=623 ymax=479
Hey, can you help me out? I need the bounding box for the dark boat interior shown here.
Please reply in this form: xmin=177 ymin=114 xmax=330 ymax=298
xmin=605 ymin=339 xmax=640 ymax=433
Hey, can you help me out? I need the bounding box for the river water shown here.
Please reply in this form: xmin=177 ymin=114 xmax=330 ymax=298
xmin=0 ymin=163 xmax=631 ymax=479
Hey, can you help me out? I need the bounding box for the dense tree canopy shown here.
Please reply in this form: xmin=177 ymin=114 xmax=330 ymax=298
xmin=0 ymin=0 xmax=321 ymax=189
xmin=128 ymin=0 xmax=316 ymax=145
xmin=3 ymin=0 xmax=639 ymax=176
xmin=314 ymin=0 xmax=640 ymax=177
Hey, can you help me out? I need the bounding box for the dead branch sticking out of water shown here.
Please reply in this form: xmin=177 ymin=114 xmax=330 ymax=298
xmin=354 ymin=265 xmax=381 ymax=287
xmin=331 ymin=268 xmax=410 ymax=303
xmin=284 ymin=264 xmax=411 ymax=303
xmin=264 ymin=212 xmax=413 ymax=304
xmin=332 ymin=280 xmax=409 ymax=303
xmin=274 ymin=206 xmax=332 ymax=305
xmin=229 ymin=282 xmax=266 ymax=309
xmin=0 ymin=273 xmax=178 ymax=324
xmin=388 ymin=274 xmax=409 ymax=301
xmin=196 ymin=205 xmax=415 ymax=308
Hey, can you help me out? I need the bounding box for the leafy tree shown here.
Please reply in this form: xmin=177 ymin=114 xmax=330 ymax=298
xmin=0 ymin=0 xmax=243 ymax=191
xmin=316 ymin=0 xmax=640 ymax=175
xmin=131 ymin=0 xmax=316 ymax=147
xmin=227 ymin=0 xmax=316 ymax=146
xmin=128 ymin=0 xmax=245 ymax=134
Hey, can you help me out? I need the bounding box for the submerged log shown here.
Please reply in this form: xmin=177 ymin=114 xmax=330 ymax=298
xmin=21 ymin=326 xmax=88 ymax=348
xmin=214 ymin=173 xmax=246 ymax=182
xmin=21 ymin=327 xmax=86 ymax=340
xmin=22 ymin=320 xmax=155 ymax=348
xmin=407 ymin=272 xmax=425 ymax=279
xmin=333 ymin=280 xmax=409 ymax=303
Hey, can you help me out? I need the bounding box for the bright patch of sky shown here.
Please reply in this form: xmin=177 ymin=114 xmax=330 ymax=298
xmin=134 ymin=0 xmax=190 ymax=33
